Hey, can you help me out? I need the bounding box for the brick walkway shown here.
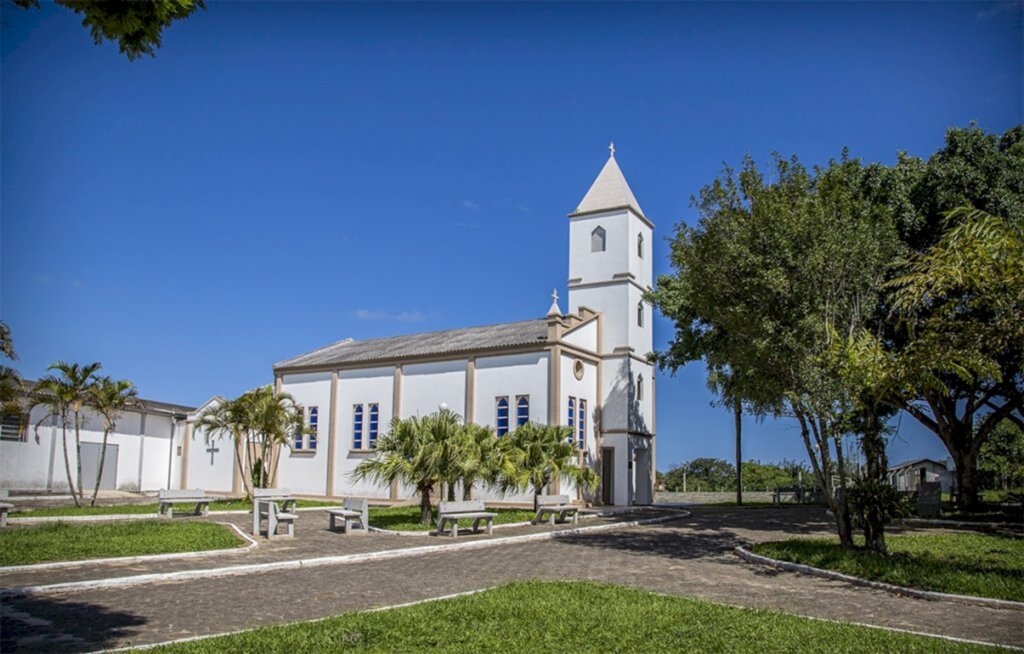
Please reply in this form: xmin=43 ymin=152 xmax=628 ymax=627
xmin=2 ymin=507 xmax=1020 ymax=652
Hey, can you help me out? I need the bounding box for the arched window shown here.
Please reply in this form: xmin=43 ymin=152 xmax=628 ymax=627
xmin=307 ymin=406 xmax=318 ymax=450
xmin=567 ymin=397 xmax=576 ymax=441
xmin=495 ymin=397 xmax=509 ymax=437
xmin=578 ymin=399 xmax=587 ymax=448
xmin=516 ymin=395 xmax=530 ymax=426
xmin=637 ymin=233 xmax=644 ymax=258
xmin=637 ymin=301 xmax=644 ymax=327
xmin=591 ymin=226 xmax=606 ymax=252
xmin=353 ymin=404 xmax=364 ymax=449
xmin=368 ymin=404 xmax=379 ymax=448
xmin=637 ymin=375 xmax=644 ymax=401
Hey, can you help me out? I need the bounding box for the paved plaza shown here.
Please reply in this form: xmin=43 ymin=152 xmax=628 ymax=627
xmin=1 ymin=507 xmax=1021 ymax=652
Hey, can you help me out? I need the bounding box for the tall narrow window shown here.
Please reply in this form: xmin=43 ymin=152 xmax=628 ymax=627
xmin=516 ymin=395 xmax=530 ymax=426
xmin=368 ymin=403 xmax=379 ymax=448
xmin=496 ymin=397 xmax=509 ymax=437
xmin=591 ymin=226 xmax=606 ymax=252
xmin=293 ymin=407 xmax=304 ymax=450
xmin=637 ymin=375 xmax=644 ymax=401
xmin=638 ymin=233 xmax=644 ymax=258
xmin=637 ymin=301 xmax=644 ymax=327
xmin=578 ymin=399 xmax=587 ymax=448
xmin=307 ymin=406 xmax=318 ymax=450
xmin=567 ymin=397 xmax=576 ymax=441
xmin=353 ymin=404 xmax=364 ymax=449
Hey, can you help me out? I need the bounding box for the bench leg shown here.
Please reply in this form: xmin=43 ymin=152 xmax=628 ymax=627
xmin=451 ymin=519 xmax=458 ymax=538
xmin=167 ymin=506 xmax=173 ymax=520
xmin=549 ymin=513 xmax=555 ymax=526
xmin=253 ymin=508 xmax=260 ymax=536
xmin=486 ymin=519 xmax=493 ymax=535
xmin=287 ymin=520 xmax=294 ymax=538
xmin=1 ymin=511 xmax=7 ymax=528
xmin=344 ymin=518 xmax=353 ymax=533
xmin=269 ymin=512 xmax=277 ymax=539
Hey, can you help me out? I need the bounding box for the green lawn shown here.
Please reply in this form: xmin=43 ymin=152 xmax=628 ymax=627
xmin=149 ymin=580 xmax=1007 ymax=653
xmin=368 ymin=506 xmax=535 ymax=531
xmin=13 ymin=498 xmax=339 ymax=518
xmin=752 ymin=532 xmax=1024 ymax=602
xmin=0 ymin=521 xmax=245 ymax=566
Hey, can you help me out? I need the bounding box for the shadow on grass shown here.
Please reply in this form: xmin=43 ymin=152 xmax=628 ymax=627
xmin=1 ymin=595 xmax=147 ymax=654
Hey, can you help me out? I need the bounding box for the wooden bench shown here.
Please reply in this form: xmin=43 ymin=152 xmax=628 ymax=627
xmin=534 ymin=494 xmax=579 ymax=525
xmin=436 ymin=499 xmax=497 ymax=537
xmin=157 ymin=489 xmax=212 ymax=519
xmin=252 ymin=488 xmax=298 ymax=538
xmin=0 ymin=502 xmax=12 ymax=528
xmin=327 ymin=498 xmax=369 ymax=533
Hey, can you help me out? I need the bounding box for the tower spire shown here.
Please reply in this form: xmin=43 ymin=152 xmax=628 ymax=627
xmin=547 ymin=289 xmax=562 ymax=317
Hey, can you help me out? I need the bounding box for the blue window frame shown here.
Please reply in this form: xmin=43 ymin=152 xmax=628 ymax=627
xmin=578 ymin=399 xmax=587 ymax=448
xmin=516 ymin=395 xmax=530 ymax=427
xmin=368 ymin=403 xmax=379 ymax=448
xmin=353 ymin=404 xmax=364 ymax=450
xmin=294 ymin=415 xmax=303 ymax=450
xmin=495 ymin=397 xmax=509 ymax=437
xmin=567 ymin=397 xmax=576 ymax=441
xmin=308 ymin=406 xmax=318 ymax=450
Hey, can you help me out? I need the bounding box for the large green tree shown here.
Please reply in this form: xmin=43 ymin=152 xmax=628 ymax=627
xmin=648 ymin=152 xmax=900 ymax=547
xmin=14 ymin=0 xmax=204 ymax=61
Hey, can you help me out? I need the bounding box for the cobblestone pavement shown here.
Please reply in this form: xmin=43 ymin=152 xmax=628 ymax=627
xmin=2 ymin=507 xmax=1021 ymax=652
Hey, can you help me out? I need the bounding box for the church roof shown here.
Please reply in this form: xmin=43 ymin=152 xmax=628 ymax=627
xmin=571 ymin=150 xmax=647 ymax=220
xmin=273 ymin=318 xmax=550 ymax=371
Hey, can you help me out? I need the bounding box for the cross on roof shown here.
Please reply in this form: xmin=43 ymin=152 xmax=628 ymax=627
xmin=608 ymin=142 xmax=615 ymax=158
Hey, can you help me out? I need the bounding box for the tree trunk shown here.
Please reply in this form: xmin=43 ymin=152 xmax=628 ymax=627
xmin=91 ymin=424 xmax=111 ymax=506
xmin=73 ymin=407 xmax=84 ymax=506
xmin=59 ymin=420 xmax=79 ymax=506
xmin=954 ymin=449 xmax=980 ymax=511
xmin=418 ymin=483 xmax=433 ymax=525
xmin=833 ymin=436 xmax=853 ymax=546
xmin=734 ymin=402 xmax=742 ymax=506
xmin=796 ymin=408 xmax=852 ymax=547
xmin=462 ymin=478 xmax=473 ymax=501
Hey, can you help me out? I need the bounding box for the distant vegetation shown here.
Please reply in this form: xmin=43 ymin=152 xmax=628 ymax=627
xmin=659 ymin=458 xmax=812 ymax=493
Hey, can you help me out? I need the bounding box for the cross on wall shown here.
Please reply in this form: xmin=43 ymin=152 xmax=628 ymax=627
xmin=206 ymin=444 xmax=219 ymax=465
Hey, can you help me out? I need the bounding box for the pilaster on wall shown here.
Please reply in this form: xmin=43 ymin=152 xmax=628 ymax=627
xmin=179 ymin=422 xmax=192 ymax=489
xmin=465 ymin=358 xmax=476 ymax=424
xmin=548 ymin=345 xmax=562 ymax=427
xmin=326 ymin=370 xmax=339 ymax=497
xmin=390 ymin=365 xmax=403 ymax=501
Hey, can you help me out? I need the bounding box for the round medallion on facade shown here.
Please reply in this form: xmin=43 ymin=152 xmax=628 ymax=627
xmin=573 ymin=359 xmax=585 ymax=380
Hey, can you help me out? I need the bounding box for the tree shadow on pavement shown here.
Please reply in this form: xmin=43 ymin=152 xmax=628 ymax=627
xmin=0 ymin=594 xmax=147 ymax=654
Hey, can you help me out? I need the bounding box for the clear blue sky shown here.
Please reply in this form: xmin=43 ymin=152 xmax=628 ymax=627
xmin=2 ymin=2 xmax=1021 ymax=472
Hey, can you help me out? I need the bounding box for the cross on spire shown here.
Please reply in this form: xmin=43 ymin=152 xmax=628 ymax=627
xmin=608 ymin=142 xmax=615 ymax=158
xmin=547 ymin=288 xmax=562 ymax=318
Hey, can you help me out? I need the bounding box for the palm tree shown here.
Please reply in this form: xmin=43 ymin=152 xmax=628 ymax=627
xmin=455 ymin=423 xmax=501 ymax=501
xmin=496 ymin=422 xmax=599 ymax=508
xmin=32 ymin=362 xmax=101 ymax=506
xmin=0 ymin=321 xmax=23 ymax=419
xmin=88 ymin=377 xmax=137 ymax=506
xmin=194 ymin=396 xmax=251 ymax=497
xmin=353 ymin=413 xmax=450 ymax=525
xmin=193 ymin=386 xmax=303 ymax=498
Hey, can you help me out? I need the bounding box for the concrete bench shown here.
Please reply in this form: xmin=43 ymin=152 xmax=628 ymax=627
xmin=772 ymin=487 xmax=804 ymax=505
xmin=327 ymin=497 xmax=369 ymax=533
xmin=157 ymin=489 xmax=212 ymax=519
xmin=437 ymin=499 xmax=497 ymax=537
xmin=0 ymin=502 xmax=12 ymax=528
xmin=253 ymin=488 xmax=297 ymax=538
xmin=534 ymin=494 xmax=578 ymax=525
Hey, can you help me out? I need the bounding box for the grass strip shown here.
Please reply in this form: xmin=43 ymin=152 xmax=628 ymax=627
xmin=149 ymin=580 xmax=1008 ymax=653
xmin=0 ymin=521 xmax=244 ymax=566
xmin=751 ymin=532 xmax=1024 ymax=602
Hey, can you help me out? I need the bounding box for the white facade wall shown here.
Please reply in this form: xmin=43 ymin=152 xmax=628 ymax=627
xmin=335 ymin=366 xmax=395 ymax=498
xmin=561 ymin=319 xmax=598 ymax=352
xmin=567 ymin=210 xmax=631 ymax=289
xmin=186 ymin=423 xmax=236 ymax=493
xmin=472 ymin=352 xmax=549 ymax=430
xmin=1 ymin=405 xmax=182 ymax=493
xmin=401 ymin=360 xmax=467 ymax=419
xmin=277 ymin=372 xmax=333 ymax=495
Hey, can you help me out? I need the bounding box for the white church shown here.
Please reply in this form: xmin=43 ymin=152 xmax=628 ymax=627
xmin=2 ymin=148 xmax=656 ymax=506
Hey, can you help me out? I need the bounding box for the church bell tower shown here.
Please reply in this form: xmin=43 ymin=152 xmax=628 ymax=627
xmin=566 ymin=145 xmax=654 ymax=505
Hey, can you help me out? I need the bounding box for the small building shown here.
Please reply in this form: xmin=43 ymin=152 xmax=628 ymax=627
xmin=888 ymin=458 xmax=955 ymax=494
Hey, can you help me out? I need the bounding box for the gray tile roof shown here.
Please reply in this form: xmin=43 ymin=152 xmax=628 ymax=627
xmin=572 ymin=154 xmax=647 ymax=219
xmin=274 ymin=318 xmax=550 ymax=370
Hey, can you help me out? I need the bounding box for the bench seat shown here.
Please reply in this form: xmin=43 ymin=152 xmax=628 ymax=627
xmin=328 ymin=498 xmax=369 ymax=533
xmin=157 ymin=489 xmax=212 ymax=519
xmin=534 ymin=494 xmax=579 ymax=525
xmin=437 ymin=500 xmax=497 ymax=537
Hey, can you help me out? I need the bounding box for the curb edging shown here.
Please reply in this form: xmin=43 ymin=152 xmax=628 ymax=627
xmin=734 ymin=546 xmax=1024 ymax=611
xmin=0 ymin=511 xmax=689 ymax=598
